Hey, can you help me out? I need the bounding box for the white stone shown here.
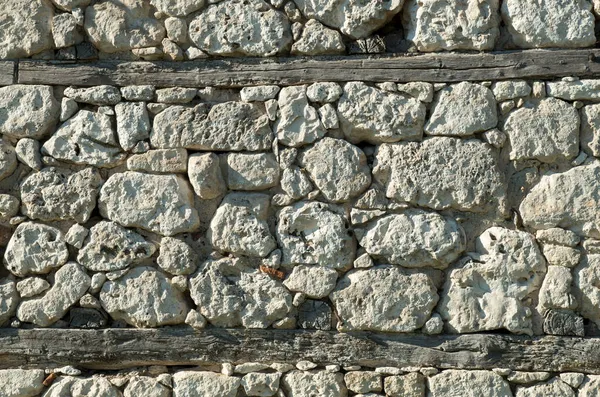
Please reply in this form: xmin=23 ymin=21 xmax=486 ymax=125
xmin=0 ymin=0 xmax=54 ymax=58
xmin=574 ymin=255 xmax=600 ymax=327
xmin=16 ymin=277 xmax=50 ymax=298
xmin=235 ymin=363 xmax=271 ymax=374
xmin=241 ymin=373 xmax=281 ymax=397
xmin=384 ymin=373 xmax=425 ymax=397
xmin=492 ymin=80 xmax=532 ymax=101
xmin=0 ymin=369 xmax=45 ymax=397
xmin=155 ymin=87 xmax=197 ymax=103
xmin=291 ymin=19 xmax=345 ymax=55
xmin=580 ymin=375 xmax=600 ymax=396
xmin=547 ymin=79 xmax=600 ymax=100
xmin=338 ymin=82 xmax=425 ymax=144
xmin=15 ymin=139 xmax=42 ymax=170
xmin=165 ymin=17 xmax=188 ymax=43
xmin=374 ymin=137 xmax=506 ymax=212
xmin=0 ymin=194 xmax=19 ymax=221
xmin=502 ymin=0 xmax=595 ymax=48
xmin=541 ymin=245 xmax=581 ymax=268
xmin=425 ymin=82 xmax=497 ymax=136
xmin=52 ymin=13 xmax=83 ymax=48
xmin=483 ymin=128 xmax=507 ymax=149
xmin=515 ymin=378 xmax=574 ymax=397
xmin=282 ymin=370 xmax=347 ymax=397
xmin=0 ymin=85 xmax=59 ymax=139
xmin=559 ymin=373 xmax=585 ymax=388
xmin=439 ymin=227 xmax=546 ymax=335
xmin=60 ymin=98 xmax=78 ymax=122
xmin=101 ymin=266 xmax=188 ymax=327
xmin=581 ymin=104 xmax=600 ymax=157
xmin=185 ymin=309 xmax=207 ymax=329
xmin=404 ymin=0 xmax=500 ymax=51
xmin=50 ymin=0 xmax=89 ymax=11
xmin=151 ymin=0 xmax=205 ymax=16
xmin=115 ymin=102 xmax=151 ymax=151
xmin=539 ymin=265 xmax=577 ymax=311
xmin=306 ymin=82 xmax=343 ymax=103
xmin=280 ymin=167 xmax=313 ymax=199
xmin=318 ymin=103 xmax=339 ymax=129
xmin=173 ymin=371 xmax=241 ymax=397
xmin=221 ymin=152 xmax=280 ymax=190
xmin=423 ymin=313 xmax=444 ymax=335
xmin=90 ymin=273 xmax=107 ymax=294
xmin=189 ymin=0 xmax=292 ymax=56
xmin=127 ymin=148 xmax=188 ymax=173
xmin=502 ymin=98 xmax=579 ymax=162
xmin=275 ymin=85 xmax=326 ymax=147
xmin=428 ymin=370 xmax=512 ymax=397
xmin=241 ymin=86 xmax=281 ymax=102
xmin=345 ymin=372 xmax=382 ymax=394
xmin=20 ymin=167 xmax=102 ymax=223
xmin=17 ymin=262 xmax=91 ymax=327
xmin=158 ymin=237 xmax=199 ymax=275
xmin=64 ymin=86 xmax=122 ymax=106
xmin=4 ymin=222 xmax=68 ymax=277
xmin=99 ymin=171 xmax=200 ymax=236
xmin=42 ymin=376 xmax=121 ymax=397
xmin=507 ymin=371 xmax=551 ymax=384
xmin=121 ymin=85 xmax=155 ymax=101
xmin=360 ymin=210 xmax=465 ymax=269
xmin=0 ymin=141 xmax=16 ymax=183
xmin=283 ymin=265 xmax=338 ymax=298
xmin=0 ymin=279 xmax=17 ymax=326
xmin=396 ymin=82 xmax=434 ymax=103
xmin=330 ymin=265 xmax=438 ymax=332
xmin=125 ymin=376 xmax=170 ymax=397
xmin=188 ymin=153 xmax=226 ymax=199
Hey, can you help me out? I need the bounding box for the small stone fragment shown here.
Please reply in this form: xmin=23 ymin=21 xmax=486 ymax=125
xmin=280 ymin=167 xmax=313 ymax=199
xmin=581 ymin=104 xmax=600 ymax=157
xmin=121 ymin=85 xmax=155 ymax=101
xmin=345 ymin=372 xmax=382 ymax=394
xmin=423 ymin=313 xmax=444 ymax=335
xmin=508 ymin=371 xmax=551 ymax=384
xmin=291 ymin=19 xmax=345 ymax=55
xmin=173 ymin=371 xmax=241 ymax=397
xmin=0 ymin=85 xmax=59 ymax=139
xmin=318 ymin=104 xmax=339 ymax=129
xmin=188 ymin=153 xmax=226 ymax=199
xmin=185 ymin=309 xmax=207 ymax=329
xmin=396 ymin=82 xmax=434 ymax=103
xmin=428 ymin=370 xmax=512 ymax=397
xmin=63 ymin=86 xmax=121 ymax=106
xmin=282 ymin=370 xmax=347 ymax=397
xmin=283 ymin=265 xmax=338 ymax=298
xmin=492 ymin=80 xmax=532 ymax=101
xmin=115 ymin=102 xmax=151 ymax=151
xmin=165 ymin=17 xmax=188 ymax=43
xmin=16 ymin=277 xmax=50 ymax=298
xmin=60 ymin=97 xmax=78 ymax=122
xmin=221 ymin=152 xmax=280 ymax=190
xmin=275 ymin=85 xmax=326 ymax=147
xmin=241 ymin=373 xmax=281 ymax=397
xmin=127 ymin=148 xmax=188 ymax=173
xmin=241 ymin=86 xmax=281 ymax=102
xmin=384 ymin=373 xmax=425 ymax=397
xmin=541 ymin=245 xmax=581 ymax=268
xmin=158 ymin=237 xmax=199 ymax=275
xmin=52 ymin=13 xmax=83 ymax=48
xmin=150 ymin=0 xmax=205 ymax=17
xmin=560 ymin=373 xmax=585 ymax=388
xmin=0 ymin=194 xmax=19 ymax=222
xmin=482 ymin=129 xmax=507 ymax=149
xmin=42 ymin=376 xmax=121 ymax=397
xmin=155 ymin=87 xmax=197 ymax=103
xmin=306 ymin=82 xmax=343 ymax=103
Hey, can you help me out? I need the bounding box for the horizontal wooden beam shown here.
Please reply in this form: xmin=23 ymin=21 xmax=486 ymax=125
xmin=0 ymin=61 xmax=15 ymax=85
xmin=15 ymin=49 xmax=600 ymax=87
xmin=0 ymin=328 xmax=598 ymax=373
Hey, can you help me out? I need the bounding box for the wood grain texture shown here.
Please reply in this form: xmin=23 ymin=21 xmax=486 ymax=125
xmin=0 ymin=61 xmax=15 ymax=85
xmin=0 ymin=328 xmax=598 ymax=372
xmin=16 ymin=49 xmax=600 ymax=87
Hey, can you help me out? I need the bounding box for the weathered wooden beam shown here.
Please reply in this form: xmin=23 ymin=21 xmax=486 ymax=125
xmin=15 ymin=49 xmax=600 ymax=87
xmin=0 ymin=328 xmax=598 ymax=373
xmin=0 ymin=61 xmax=15 ymax=85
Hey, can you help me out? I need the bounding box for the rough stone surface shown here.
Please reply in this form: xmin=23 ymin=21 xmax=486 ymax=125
xmin=291 ymin=19 xmax=345 ymax=55
xmin=188 ymin=153 xmax=226 ymax=199
xmin=307 ymin=82 xmax=343 ymax=103
xmin=404 ymin=0 xmax=500 ymax=51
xmin=345 ymin=371 xmax=381 ymax=393
xmin=277 ymin=201 xmax=355 ymax=270
xmin=515 ymin=378 xmax=575 ymax=397
xmin=0 ymin=85 xmax=59 ymax=139
xmin=64 ymin=86 xmax=122 ymax=106
xmin=15 ymin=138 xmax=42 ymax=170
xmin=492 ymin=80 xmax=532 ymax=101
xmin=425 ymin=82 xmax=497 ymax=136
xmin=439 ymin=227 xmax=546 ymax=335
xmin=374 ymin=137 xmax=506 ymax=212
xmin=384 ymin=373 xmax=425 ymax=397
xmin=241 ymin=373 xmax=281 ymax=397
xmin=574 ymin=254 xmax=600 ymax=328
xmin=330 ymin=265 xmax=438 ymax=332
xmin=538 ymin=265 xmax=577 ymax=311
xmin=360 ymin=210 xmax=465 ymax=269
xmin=16 ymin=277 xmax=50 ymax=298
xmin=0 ymin=0 xmax=54 ymax=59
xmin=282 ymin=370 xmax=347 ymax=397
xmin=221 ymin=152 xmax=280 ymax=190
xmin=502 ymin=98 xmax=579 ymax=162
xmin=0 ymin=369 xmax=45 ymax=397
xmin=0 ymin=279 xmax=18 ymax=326
xmin=173 ymin=371 xmax=241 ymax=397
xmin=99 ymin=171 xmax=200 ymax=236
xmin=127 ymin=148 xmax=188 ymax=173
xmin=157 ymin=237 xmax=198 ymax=275
xmin=283 ymin=265 xmax=338 ymax=298
xmin=189 ymin=0 xmax=292 ymax=57
xmin=547 ymin=79 xmax=600 ymax=101
xmin=581 ymin=104 xmax=600 ymax=157
xmin=338 ymin=82 xmax=426 ymax=144
xmin=42 ymin=376 xmax=121 ymax=397
xmin=275 ymin=86 xmax=326 ymax=147
xmin=124 ymin=376 xmax=170 ymax=397
xmin=428 ymin=370 xmax=512 ymax=397
xmin=115 ymin=102 xmax=151 ymax=151
xmin=150 ymin=0 xmax=205 ymax=17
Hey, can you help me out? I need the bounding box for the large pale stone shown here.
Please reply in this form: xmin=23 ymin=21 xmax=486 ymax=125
xmin=189 ymin=257 xmax=292 ymax=328
xmin=209 ymin=193 xmax=276 ymax=257
xmin=17 ymin=262 xmax=91 ymax=327
xmin=0 ymin=0 xmax=54 ymax=59
xmin=115 ymin=102 xmax=151 ymax=151
xmin=344 ymin=371 xmax=382 ymax=393
xmin=547 ymin=79 xmax=600 ymax=101
xmin=283 ymin=265 xmax=338 ymax=299
xmin=277 ymin=201 xmax=355 ymax=270
xmin=374 ymin=137 xmax=506 ymax=212
xmin=439 ymin=227 xmax=546 ymax=335
xmin=0 ymin=369 xmax=45 ymax=397
xmin=292 ymin=0 xmax=404 ymax=38
xmin=515 ymin=378 xmax=575 ymax=397
xmin=0 ymin=279 xmax=17 ymax=326
xmin=520 ymin=163 xmax=600 ymax=237
xmin=282 ymin=370 xmax=347 ymax=397
xmin=502 ymin=98 xmax=579 ymax=162
xmin=99 ymin=171 xmax=200 ymax=236
xmin=291 ymin=19 xmax=345 ymax=55
xmin=502 ymin=0 xmax=595 ymax=48
xmin=384 ymin=373 xmax=425 ymax=397
xmin=100 ymin=266 xmax=188 ymax=327
xmin=0 ymin=85 xmax=59 ymax=139
xmin=221 ymin=152 xmax=280 ymax=190
xmin=492 ymin=80 xmax=532 ymax=101
xmin=125 ymin=376 xmax=170 ymax=397
xmin=20 ymin=167 xmax=102 ymax=223
xmin=404 ymin=0 xmax=500 ymax=51
xmin=428 ymin=370 xmax=512 ymax=397
xmin=150 ymin=102 xmax=273 ymax=151
xmin=275 ymin=86 xmax=326 ymax=147
xmin=188 ymin=153 xmax=226 ymax=199
xmin=360 ymin=210 xmax=465 ymax=269
xmin=425 ymin=82 xmax=497 ymax=136
xmin=189 ymin=0 xmax=292 ymax=56
xmin=77 ymin=221 xmax=155 ymax=272
xmin=338 ymin=82 xmax=426 ymax=144
xmin=330 ymin=265 xmax=438 ymax=332
xmin=42 ymin=376 xmax=121 ymax=397
xmin=42 ymin=110 xmax=125 ymax=167
xmin=580 ymin=375 xmax=600 ymax=397
xmin=4 ymin=222 xmax=68 ymax=277
xmin=538 ymin=265 xmax=577 ymax=311
xmin=173 ymin=371 xmax=241 ymax=397
xmin=157 ymin=237 xmax=199 ymax=275
xmin=63 ymin=86 xmax=122 ymax=106
xmin=150 ymin=0 xmax=205 ymax=16
xmin=298 ymin=137 xmax=371 ymax=203
xmin=241 ymin=373 xmax=281 ymax=397
xmin=84 ymin=0 xmax=166 ymax=53
xmin=581 ymin=104 xmax=600 ymax=157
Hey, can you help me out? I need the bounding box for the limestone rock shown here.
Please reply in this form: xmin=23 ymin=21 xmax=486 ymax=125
xmin=581 ymin=104 xmax=600 ymax=157
xmin=84 ymin=0 xmax=165 ymax=53
xmin=298 ymin=137 xmax=371 ymax=202
xmin=121 ymin=85 xmax=155 ymax=101
xmin=42 ymin=110 xmax=125 ymax=168
xmin=0 ymin=0 xmax=54 ymax=58
xmin=209 ymin=193 xmax=276 ymax=257
xmin=318 ymin=103 xmax=339 ymax=129
xmin=173 ymin=371 xmax=241 ymax=397
xmin=189 ymin=0 xmax=292 ymax=56
xmin=428 ymin=370 xmax=512 ymax=397
xmin=502 ymin=98 xmax=579 ymax=162
xmin=345 ymin=371 xmax=381 ymax=393
xmin=240 ymin=86 xmax=280 ymax=102
xmin=156 ymin=87 xmax=197 ymax=103
xmin=17 ymin=262 xmax=91 ymax=327
xmin=502 ymin=0 xmax=595 ymax=48
xmin=573 ymin=254 xmax=600 ymax=328
xmin=124 ymin=376 xmax=170 ymax=397
xmin=330 ymin=265 xmax=438 ymax=332
xmin=42 ymin=376 xmax=121 ymax=397
xmin=338 ymin=82 xmax=426 ymax=144
xmin=60 ymin=98 xmax=78 ymax=122
xmin=541 ymin=244 xmax=581 ymax=268
xmin=277 ymin=201 xmax=355 ymax=269
xmin=275 ymin=86 xmax=326 ymax=147
xmin=115 ymin=102 xmax=151 ymax=151
xmin=0 ymin=369 xmax=45 ymax=397
xmin=580 ymin=375 xmax=600 ymax=397
xmin=283 ymin=265 xmax=338 ymax=298
xmin=538 ymin=265 xmax=577 ymax=311
xmin=425 ymin=82 xmax=497 ymax=136
xmin=280 ymin=167 xmax=313 ymax=199
xmin=150 ymin=0 xmax=205 ymax=16
xmin=439 ymin=227 xmax=546 ymax=335
xmin=150 ymin=102 xmax=273 ymax=151
xmin=515 ymin=378 xmax=575 ymax=397
xmin=157 ymin=237 xmax=199 ymax=275
xmin=64 ymin=224 xmax=89 ymax=249
xmin=77 ymin=221 xmax=155 ymax=272
xmin=15 ymin=138 xmax=42 ymax=170
xmin=282 ymin=370 xmax=347 ymax=397
xmin=64 ymin=86 xmax=122 ymax=106
xmin=188 ymin=153 xmax=226 ymax=199
xmin=374 ymin=137 xmax=506 ymax=212
xmin=291 ymin=19 xmax=345 ymax=55
xmin=396 ymin=82 xmax=434 ymax=103
xmin=0 ymin=194 xmax=18 ymax=221
xmin=0 ymin=279 xmax=17 ymax=326
xmin=307 ymin=82 xmax=343 ymax=103
xmin=0 ymin=85 xmax=59 ymax=139
xmin=241 ymin=373 xmax=281 ymax=397
xmin=404 ymin=0 xmax=500 ymax=51
xmin=384 ymin=373 xmax=425 ymax=397
xmin=560 ymin=373 xmax=584 ymax=388
xmin=101 ymin=266 xmax=188 ymax=327
xmin=536 ymin=227 xmax=580 ymax=247
xmin=127 ymin=148 xmax=188 ymax=173
xmin=20 ymin=167 xmax=102 ymax=223
xmin=189 ymin=257 xmax=292 ymax=327
xmin=16 ymin=277 xmax=50 ymax=298
xmin=547 ymin=79 xmax=600 ymax=101
xmin=50 ymin=0 xmax=90 ymax=11
xmin=520 ymin=163 xmax=600 ymax=237
xmin=492 ymin=80 xmax=532 ymax=101
xmin=221 ymin=152 xmax=280 ymax=190
xmin=292 ymin=0 xmax=403 ymax=38
xmin=0 ymin=141 xmax=16 ymax=182
xmin=4 ymin=222 xmax=69 ymax=277
xmin=53 ymin=13 xmax=83 ymax=48
xmin=99 ymin=171 xmax=200 ymax=236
